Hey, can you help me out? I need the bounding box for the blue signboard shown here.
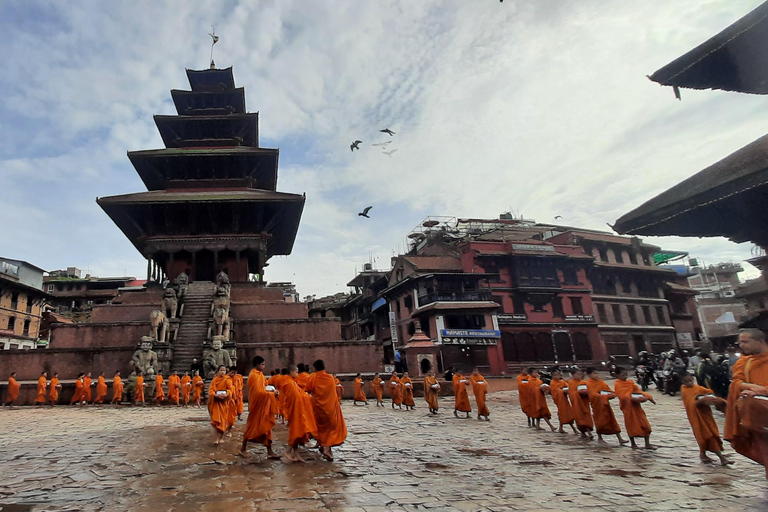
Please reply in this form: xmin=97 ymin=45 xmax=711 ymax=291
xmin=440 ymin=329 xmax=501 ymax=338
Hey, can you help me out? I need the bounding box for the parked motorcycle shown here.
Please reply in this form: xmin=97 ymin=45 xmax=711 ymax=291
xmin=538 ymin=366 xmax=553 ymax=385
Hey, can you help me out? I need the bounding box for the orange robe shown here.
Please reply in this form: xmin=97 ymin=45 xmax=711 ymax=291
xmin=168 ymin=375 xmax=181 ymax=404
xmin=208 ymin=375 xmax=234 ymax=433
xmin=725 ymin=353 xmax=768 ymax=477
xmin=155 ymin=375 xmax=165 ymax=401
xmin=401 ymin=376 xmax=415 ymax=407
xmin=335 ymin=376 xmax=343 ymax=400
xmin=283 ymin=377 xmax=318 ymax=447
xmin=225 ymin=375 xmax=237 ymax=427
xmin=34 ymin=376 xmax=47 ymax=404
xmin=49 ymin=377 xmax=60 ymax=403
xmin=568 ymin=378 xmax=593 ymax=432
xmin=682 ymin=384 xmax=723 ymax=453
xmin=233 ymin=374 xmax=245 ymax=416
xmin=181 ymin=375 xmax=192 ymax=404
xmin=389 ymin=375 xmax=402 ymax=405
xmin=71 ymin=378 xmax=85 ymax=404
xmin=306 ymin=370 xmax=347 ymax=447
xmin=354 ymin=377 xmax=367 ymax=402
xmin=453 ymin=374 xmax=472 ymax=413
xmin=586 ymin=377 xmax=621 ymax=435
xmin=7 ymin=377 xmax=20 ymax=404
xmin=83 ymin=376 xmax=93 ymax=403
xmin=95 ymin=376 xmax=108 ymax=404
xmin=296 ymin=372 xmax=310 ymax=391
xmin=269 ymin=374 xmax=286 ymax=418
xmin=549 ymin=378 xmax=574 ymax=425
xmin=424 ymin=375 xmax=439 ymax=411
xmin=371 ymin=377 xmax=384 ymax=403
xmin=242 ymin=369 xmax=276 ymax=446
xmin=614 ymin=379 xmax=652 ymax=438
xmin=517 ymin=374 xmax=532 ymax=417
xmin=112 ymin=376 xmax=124 ymax=403
xmin=134 ymin=376 xmax=145 ymax=402
xmin=469 ymin=374 xmax=489 ymax=416
xmin=528 ymin=377 xmax=551 ymax=419
xmin=193 ymin=376 xmax=204 ymax=403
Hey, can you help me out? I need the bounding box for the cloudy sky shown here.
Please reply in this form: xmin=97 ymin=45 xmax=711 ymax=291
xmin=1 ymin=0 xmax=766 ymax=297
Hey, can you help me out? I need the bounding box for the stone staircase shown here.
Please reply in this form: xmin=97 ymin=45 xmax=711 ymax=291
xmin=172 ymin=281 xmax=216 ymax=372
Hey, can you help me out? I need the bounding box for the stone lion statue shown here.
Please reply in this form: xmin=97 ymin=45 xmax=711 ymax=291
xmin=212 ymin=286 xmax=230 ymax=311
xmin=149 ymin=309 xmax=169 ymax=342
xmin=162 ymin=288 xmax=178 ymax=319
xmin=174 ymin=272 xmax=189 ymax=301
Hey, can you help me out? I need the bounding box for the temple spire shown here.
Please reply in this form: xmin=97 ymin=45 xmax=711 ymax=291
xmin=208 ymin=26 xmax=219 ymax=69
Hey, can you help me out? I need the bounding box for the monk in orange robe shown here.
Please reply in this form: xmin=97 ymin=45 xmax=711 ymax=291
xmin=111 ymin=371 xmax=124 ymax=406
xmin=353 ymin=373 xmax=368 ymax=405
xmin=614 ymin=367 xmax=656 ymax=449
xmin=133 ymin=372 xmax=146 ymax=406
xmin=453 ymin=371 xmax=472 ymax=418
xmin=306 ymin=359 xmax=347 ymax=461
xmin=94 ymin=372 xmax=108 ymax=405
xmin=725 ymin=327 xmax=768 ymax=478
xmin=34 ymin=371 xmax=48 ymax=406
xmin=334 ymin=375 xmax=343 ymax=401
xmin=233 ymin=369 xmax=244 ymax=419
xmin=586 ymin=367 xmax=628 ymax=445
xmin=388 ymin=371 xmax=403 ymax=409
xmin=155 ymin=371 xmax=165 ymax=405
xmin=401 ymin=372 xmax=415 ymax=410
xmin=4 ymin=372 xmax=20 ymax=408
xmin=469 ymin=368 xmax=490 ymax=421
xmin=517 ymin=368 xmax=533 ymax=427
xmin=168 ymin=371 xmax=181 ymax=406
xmin=424 ymin=370 xmax=440 ymax=414
xmin=209 ymin=365 xmax=234 ymax=445
xmin=225 ymin=368 xmax=238 ymax=435
xmin=296 ymin=363 xmax=311 ymax=391
xmin=70 ymin=373 xmax=86 ymax=406
xmin=529 ymin=370 xmax=555 ymax=431
xmin=83 ymin=372 xmax=93 ymax=404
xmin=681 ymin=374 xmax=732 ymax=465
xmin=548 ymin=370 xmax=576 ymax=433
xmin=371 ymin=373 xmax=384 ymax=407
xmin=192 ymin=371 xmax=204 ymax=407
xmin=240 ymin=356 xmax=280 ymax=459
xmin=181 ymin=371 xmax=192 ymax=407
xmin=49 ymin=373 xmax=61 ymax=406
xmin=568 ymin=368 xmax=594 ymax=439
xmin=282 ymin=365 xmax=318 ymax=463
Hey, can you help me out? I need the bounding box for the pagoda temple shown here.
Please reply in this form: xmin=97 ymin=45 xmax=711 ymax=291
xmin=98 ymin=67 xmax=305 ymax=284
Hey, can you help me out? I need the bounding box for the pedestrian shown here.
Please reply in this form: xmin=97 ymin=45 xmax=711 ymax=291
xmin=33 ymin=371 xmax=47 ymax=406
xmin=192 ymin=370 xmax=204 ymax=407
xmin=83 ymin=372 xmax=93 ymax=405
xmin=133 ymin=371 xmax=146 ymax=406
xmin=71 ymin=373 xmax=86 ymax=406
xmin=155 ymin=370 xmax=165 ymax=405
xmin=225 ymin=367 xmax=238 ymax=436
xmin=190 ymin=358 xmax=202 ymax=376
xmin=529 ymin=369 xmax=555 ymax=431
xmin=334 ymin=375 xmax=343 ymax=401
xmin=168 ymin=370 xmax=181 ymax=406
xmin=209 ymin=365 xmax=234 ymax=446
xmin=388 ymin=370 xmax=403 ymax=409
xmin=240 ymin=356 xmax=280 ymax=459
xmin=94 ymin=371 xmax=108 ymax=405
xmin=181 ymin=371 xmax=192 ymax=407
xmin=296 ymin=363 xmax=310 ymax=390
xmin=614 ymin=367 xmax=656 ymax=450
xmin=232 ymin=368 xmax=244 ymax=420
xmin=305 ymin=359 xmax=347 ymax=462
xmin=371 ymin=372 xmax=384 ymax=407
xmin=394 ymin=349 xmax=402 ymax=373
xmin=49 ymin=372 xmax=61 ymax=407
xmin=469 ymin=368 xmax=489 ymax=421
xmin=424 ymin=370 xmax=440 ymax=414
xmin=111 ymin=371 xmax=124 ymax=407
xmin=353 ymin=373 xmax=368 ymax=405
xmin=549 ymin=369 xmax=576 ymax=434
xmin=401 ymin=371 xmax=415 ymax=410
xmin=586 ymin=367 xmax=628 ymax=446
xmin=567 ymin=368 xmax=594 ymax=439
xmin=281 ymin=365 xmax=318 ymax=463
xmin=452 ymin=370 xmax=471 ymax=419
xmin=517 ymin=368 xmax=533 ymax=427
xmin=681 ymin=374 xmax=732 ymax=465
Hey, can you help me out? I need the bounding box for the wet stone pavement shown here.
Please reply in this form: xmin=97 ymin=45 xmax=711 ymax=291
xmin=0 ymin=387 xmax=766 ymax=511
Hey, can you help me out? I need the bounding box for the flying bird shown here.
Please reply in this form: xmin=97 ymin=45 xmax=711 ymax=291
xmin=358 ymin=206 xmax=373 ymax=218
xmin=383 ymin=149 xmax=398 ymax=157
xmin=350 ymin=140 xmax=362 ymax=151
xmin=553 ymin=215 xmax=563 ymax=220
xmin=380 ymin=128 xmax=396 ymax=136
xmin=372 ymin=141 xmax=392 ymax=147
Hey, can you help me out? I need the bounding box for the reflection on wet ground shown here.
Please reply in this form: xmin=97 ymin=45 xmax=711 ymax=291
xmin=0 ymin=389 xmax=766 ymax=511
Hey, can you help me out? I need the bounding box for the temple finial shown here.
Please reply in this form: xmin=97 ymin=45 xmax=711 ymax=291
xmin=208 ymin=26 xmax=219 ymax=69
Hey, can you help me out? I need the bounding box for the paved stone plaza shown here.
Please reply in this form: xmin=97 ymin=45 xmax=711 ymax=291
xmin=0 ymin=387 xmax=765 ymax=511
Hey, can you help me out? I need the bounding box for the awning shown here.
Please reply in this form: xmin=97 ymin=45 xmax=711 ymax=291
xmin=371 ymin=297 xmax=387 ymax=312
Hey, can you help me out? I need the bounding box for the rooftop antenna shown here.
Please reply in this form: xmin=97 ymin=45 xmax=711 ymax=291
xmin=208 ymin=26 xmax=219 ymax=69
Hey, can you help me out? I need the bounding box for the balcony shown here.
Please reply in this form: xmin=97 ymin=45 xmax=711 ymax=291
xmin=417 ymin=290 xmax=492 ymax=306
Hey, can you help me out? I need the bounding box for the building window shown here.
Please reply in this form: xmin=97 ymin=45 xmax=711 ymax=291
xmin=598 ymin=248 xmax=609 ymax=262
xmin=569 ymin=297 xmax=583 ymax=316
xmin=445 ymin=314 xmax=486 ymax=329
xmin=621 ymin=279 xmax=632 ymax=294
xmin=501 ymin=332 xmax=518 ymax=362
xmin=614 ymin=249 xmax=624 ymax=263
xmin=562 ymin=266 xmax=579 ymax=285
xmin=11 ymin=292 xmax=19 ymax=310
xmin=627 ymin=305 xmax=638 ymax=324
xmin=552 ymin=297 xmax=564 ymax=318
xmin=593 ymin=274 xmax=617 ymax=295
xmin=47 ymin=284 xmax=54 ymax=293
xmin=596 ymin=303 xmax=607 ymax=323
xmin=25 ymin=301 xmax=33 ymax=314
xmin=7 ymin=316 xmax=15 ymax=332
xmin=404 ymin=295 xmax=413 ymax=313
xmin=628 ymin=251 xmax=638 ymax=265
xmin=655 ymin=306 xmax=666 ymax=325
xmin=642 ymin=305 xmax=652 ymax=325
xmin=22 ymin=319 xmax=30 ymax=336
xmin=612 ymin=304 xmax=623 ymax=324
xmin=512 ymin=295 xmax=525 ymax=314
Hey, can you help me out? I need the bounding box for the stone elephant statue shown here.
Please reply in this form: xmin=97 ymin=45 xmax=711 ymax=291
xmin=149 ymin=309 xmax=169 ymax=342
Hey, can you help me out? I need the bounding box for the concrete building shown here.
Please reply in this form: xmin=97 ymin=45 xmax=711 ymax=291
xmin=686 ymin=262 xmax=746 ymax=350
xmin=0 ymin=257 xmax=47 ymax=349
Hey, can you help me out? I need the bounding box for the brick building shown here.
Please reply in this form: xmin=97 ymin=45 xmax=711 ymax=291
xmin=44 ymin=267 xmax=141 ymax=318
xmin=0 ymin=257 xmax=47 ymax=349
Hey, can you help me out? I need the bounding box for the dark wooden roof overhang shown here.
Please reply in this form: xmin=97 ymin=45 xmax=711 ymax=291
xmin=97 ymin=189 xmax=304 ymax=257
xmin=171 ymin=88 xmax=246 ymax=115
xmin=154 ymin=113 xmax=259 ymax=148
xmin=614 ymin=132 xmax=768 ymax=246
xmin=649 ymin=2 xmax=768 ymax=95
xmin=186 ymin=67 xmax=236 ymax=92
xmin=128 ymin=147 xmax=278 ymax=191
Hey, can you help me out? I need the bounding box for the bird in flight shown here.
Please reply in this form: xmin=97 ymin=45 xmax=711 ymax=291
xmin=380 ymin=128 xmax=396 ymax=136
xmin=350 ymin=140 xmax=363 ymax=151
xmin=383 ymin=149 xmax=398 ymax=157
xmin=372 ymin=141 xmax=392 ymax=147
xmin=358 ymin=206 xmax=373 ymax=218
xmin=553 ymin=215 xmax=563 ymax=220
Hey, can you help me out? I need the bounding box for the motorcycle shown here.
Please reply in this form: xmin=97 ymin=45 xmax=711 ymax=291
xmin=634 ymin=364 xmax=653 ymax=391
xmin=538 ymin=366 xmax=553 ymax=385
xmin=663 ymin=366 xmax=686 ymax=396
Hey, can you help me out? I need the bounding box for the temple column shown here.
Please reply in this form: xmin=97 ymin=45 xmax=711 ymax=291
xmin=214 ymin=250 xmax=219 ymax=274
xmin=168 ymin=251 xmax=174 ymax=280
xmin=146 ymin=257 xmax=152 ymax=283
xmin=235 ymin=250 xmax=241 ymax=281
xmin=191 ymin=251 xmax=197 ymax=281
